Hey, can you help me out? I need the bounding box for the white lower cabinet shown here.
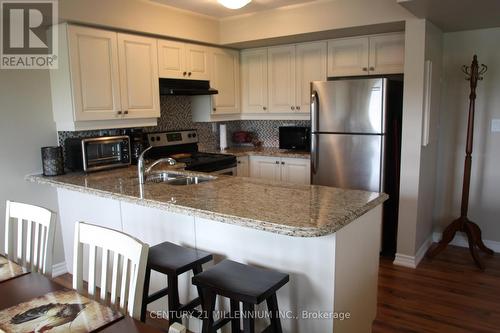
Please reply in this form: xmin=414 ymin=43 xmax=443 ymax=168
xmin=280 ymin=157 xmax=311 ymax=185
xmin=249 ymin=156 xmax=310 ymax=184
xmin=236 ymin=156 xmax=250 ymax=177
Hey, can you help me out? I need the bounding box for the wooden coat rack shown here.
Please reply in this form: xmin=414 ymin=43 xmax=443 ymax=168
xmin=427 ymin=55 xmax=493 ymax=270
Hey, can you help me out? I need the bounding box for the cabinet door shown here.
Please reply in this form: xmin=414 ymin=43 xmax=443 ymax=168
xmin=158 ymin=40 xmax=186 ymax=79
xmin=368 ymin=34 xmax=405 ymax=75
xmin=327 ymin=37 xmax=369 ymax=77
xmin=68 ymin=25 xmax=122 ymax=121
xmin=185 ymin=44 xmax=210 ymax=80
xmin=296 ymin=42 xmax=327 ymax=113
xmin=211 ymin=48 xmax=240 ymax=114
xmin=268 ymin=45 xmax=296 ymax=113
xmin=236 ymin=156 xmax=249 ymax=177
xmin=280 ymin=157 xmax=311 ymax=185
xmin=249 ymin=156 xmax=280 ymax=181
xmin=241 ymin=49 xmax=268 ymax=113
xmin=117 ymin=34 xmax=160 ymax=119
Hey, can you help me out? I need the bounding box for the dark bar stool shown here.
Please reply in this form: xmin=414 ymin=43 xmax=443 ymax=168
xmin=140 ymin=242 xmax=213 ymax=327
xmin=192 ymin=259 xmax=289 ymax=333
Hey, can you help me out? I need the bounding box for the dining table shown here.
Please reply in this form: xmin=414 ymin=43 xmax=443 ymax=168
xmin=0 ymin=272 xmax=163 ymax=333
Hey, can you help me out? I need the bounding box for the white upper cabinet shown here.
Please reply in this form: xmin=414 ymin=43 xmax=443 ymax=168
xmin=50 ymin=24 xmax=159 ymax=131
xmin=158 ymin=40 xmax=209 ymax=80
xmin=157 ymin=40 xmax=185 ymax=79
xmin=327 ymin=37 xmax=369 ymax=77
xmin=368 ymin=34 xmax=405 ymax=75
xmin=241 ymin=48 xmax=268 ymax=113
xmin=327 ymin=33 xmax=404 ymax=77
xmin=67 ymin=25 xmax=122 ymax=121
xmin=295 ymin=41 xmax=327 ymax=113
xmin=185 ymin=44 xmax=210 ymax=80
xmin=268 ymin=45 xmax=296 ymax=113
xmin=211 ymin=48 xmax=240 ymax=115
xmin=117 ymin=33 xmax=160 ymax=119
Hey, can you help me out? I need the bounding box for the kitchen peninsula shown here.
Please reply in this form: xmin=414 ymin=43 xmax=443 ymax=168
xmin=28 ymin=167 xmax=387 ymax=333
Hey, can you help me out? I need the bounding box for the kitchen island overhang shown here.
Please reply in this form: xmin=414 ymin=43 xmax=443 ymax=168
xmin=27 ymin=167 xmax=387 ymax=333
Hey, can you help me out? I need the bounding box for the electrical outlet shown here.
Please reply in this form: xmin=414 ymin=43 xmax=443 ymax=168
xmin=492 ymin=119 xmax=500 ymax=133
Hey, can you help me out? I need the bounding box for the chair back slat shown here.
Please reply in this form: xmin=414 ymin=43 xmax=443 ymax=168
xmin=88 ymin=245 xmax=97 ymax=297
xmin=73 ymin=222 xmax=149 ymax=320
xmin=4 ymin=201 xmax=56 ymax=276
xmin=100 ymin=248 xmax=109 ymax=302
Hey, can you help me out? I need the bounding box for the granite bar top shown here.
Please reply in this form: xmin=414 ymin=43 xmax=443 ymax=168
xmin=27 ymin=167 xmax=387 ymax=237
xmin=206 ymin=147 xmax=310 ymax=159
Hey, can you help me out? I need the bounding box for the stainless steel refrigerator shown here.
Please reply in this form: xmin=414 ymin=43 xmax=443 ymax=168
xmin=311 ymin=78 xmax=388 ymax=192
xmin=311 ymin=77 xmax=403 ymax=255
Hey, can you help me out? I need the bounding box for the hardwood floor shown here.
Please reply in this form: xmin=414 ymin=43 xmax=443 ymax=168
xmin=54 ymin=245 xmax=500 ymax=332
xmin=373 ymin=245 xmax=500 ymax=333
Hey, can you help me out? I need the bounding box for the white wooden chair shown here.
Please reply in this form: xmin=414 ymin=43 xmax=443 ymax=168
xmin=73 ymin=222 xmax=149 ymax=320
xmin=4 ymin=200 xmax=56 ymax=276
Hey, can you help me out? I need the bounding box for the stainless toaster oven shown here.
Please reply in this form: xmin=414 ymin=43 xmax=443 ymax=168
xmin=65 ymin=136 xmax=131 ymax=172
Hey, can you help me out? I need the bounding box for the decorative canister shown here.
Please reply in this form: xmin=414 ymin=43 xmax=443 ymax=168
xmin=41 ymin=146 xmax=65 ymax=176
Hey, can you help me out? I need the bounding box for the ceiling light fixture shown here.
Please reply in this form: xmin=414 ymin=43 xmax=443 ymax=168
xmin=217 ymin=0 xmax=252 ymax=10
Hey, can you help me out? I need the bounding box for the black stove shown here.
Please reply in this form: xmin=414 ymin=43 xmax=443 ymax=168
xmin=146 ymin=130 xmax=236 ymax=173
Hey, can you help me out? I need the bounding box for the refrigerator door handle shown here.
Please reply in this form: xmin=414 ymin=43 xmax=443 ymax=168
xmin=311 ymin=90 xmax=319 ymax=175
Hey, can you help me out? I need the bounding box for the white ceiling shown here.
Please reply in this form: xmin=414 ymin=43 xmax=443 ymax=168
xmin=398 ymin=0 xmax=500 ymax=32
xmin=150 ymin=0 xmax=318 ymax=18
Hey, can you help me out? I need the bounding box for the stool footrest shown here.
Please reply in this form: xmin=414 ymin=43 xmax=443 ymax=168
xmin=147 ymin=287 xmax=169 ymax=303
xmin=212 ymin=313 xmax=232 ymax=331
xmin=178 ymin=297 xmax=201 ymax=313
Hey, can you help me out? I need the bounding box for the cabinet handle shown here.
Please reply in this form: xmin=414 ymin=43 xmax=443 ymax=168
xmin=124 ymin=110 xmax=129 ymax=115
xmin=296 ymin=106 xmax=300 ymax=110
xmin=281 ymin=162 xmax=285 ymax=165
xmin=362 ymin=67 xmax=368 ymax=72
xmin=237 ymin=161 xmax=241 ymax=164
xmin=117 ymin=111 xmax=122 ymax=115
xmin=263 ymin=106 xmax=267 ymax=111
xmin=183 ymin=72 xmax=187 ymax=76
xmin=275 ymin=161 xmax=279 ymax=164
xmin=369 ymin=67 xmax=375 ymax=71
xmin=188 ymin=72 xmax=192 ymax=76
xmin=213 ymin=108 xmax=217 ymax=112
xmin=291 ymin=106 xmax=295 ymax=110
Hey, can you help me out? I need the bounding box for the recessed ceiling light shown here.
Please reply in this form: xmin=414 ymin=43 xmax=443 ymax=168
xmin=217 ymin=0 xmax=252 ymax=10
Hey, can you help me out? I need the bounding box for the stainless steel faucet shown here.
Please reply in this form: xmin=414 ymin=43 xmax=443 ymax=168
xmin=138 ymin=146 xmax=176 ymax=184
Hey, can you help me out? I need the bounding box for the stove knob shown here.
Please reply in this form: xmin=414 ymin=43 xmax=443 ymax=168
xmin=151 ymin=137 xmax=155 ymax=142
xmin=187 ymin=133 xmax=192 ymax=138
xmin=156 ymin=136 xmax=161 ymax=141
xmin=192 ymin=133 xmax=197 ymax=138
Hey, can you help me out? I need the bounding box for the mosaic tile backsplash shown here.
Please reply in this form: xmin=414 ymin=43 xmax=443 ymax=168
xmin=58 ymin=96 xmax=310 ymax=152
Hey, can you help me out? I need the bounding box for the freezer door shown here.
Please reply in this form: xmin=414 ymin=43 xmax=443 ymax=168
xmin=311 ymin=133 xmax=384 ymax=192
xmin=311 ymin=78 xmax=387 ymax=134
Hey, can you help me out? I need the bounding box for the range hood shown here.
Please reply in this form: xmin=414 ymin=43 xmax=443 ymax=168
xmin=159 ymin=78 xmax=218 ymax=96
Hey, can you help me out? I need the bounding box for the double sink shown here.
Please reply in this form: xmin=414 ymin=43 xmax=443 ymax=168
xmin=145 ymin=172 xmax=216 ymax=186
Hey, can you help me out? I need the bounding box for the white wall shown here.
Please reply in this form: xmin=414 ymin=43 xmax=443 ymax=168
xmin=219 ymin=0 xmax=413 ymax=45
xmin=59 ymin=0 xmax=219 ymax=44
xmin=434 ymin=27 xmax=500 ymax=243
xmin=395 ymin=20 xmax=443 ymax=263
xmin=0 ymin=70 xmax=65 ymax=268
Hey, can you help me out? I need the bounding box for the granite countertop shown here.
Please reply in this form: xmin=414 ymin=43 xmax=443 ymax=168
xmin=27 ymin=167 xmax=387 ymax=237
xmin=206 ymin=147 xmax=311 ymax=159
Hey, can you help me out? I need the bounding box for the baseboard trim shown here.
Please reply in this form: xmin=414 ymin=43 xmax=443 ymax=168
xmin=432 ymin=232 xmax=500 ymax=253
xmin=52 ymin=262 xmax=68 ymax=278
xmin=393 ymin=234 xmax=433 ymax=269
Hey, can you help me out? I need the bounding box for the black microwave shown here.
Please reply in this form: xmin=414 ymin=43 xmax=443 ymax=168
xmin=279 ymin=127 xmax=311 ymax=151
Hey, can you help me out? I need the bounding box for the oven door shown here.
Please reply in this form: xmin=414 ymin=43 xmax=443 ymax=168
xmin=210 ymin=167 xmax=237 ymax=176
xmin=82 ymin=136 xmax=131 ymax=172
